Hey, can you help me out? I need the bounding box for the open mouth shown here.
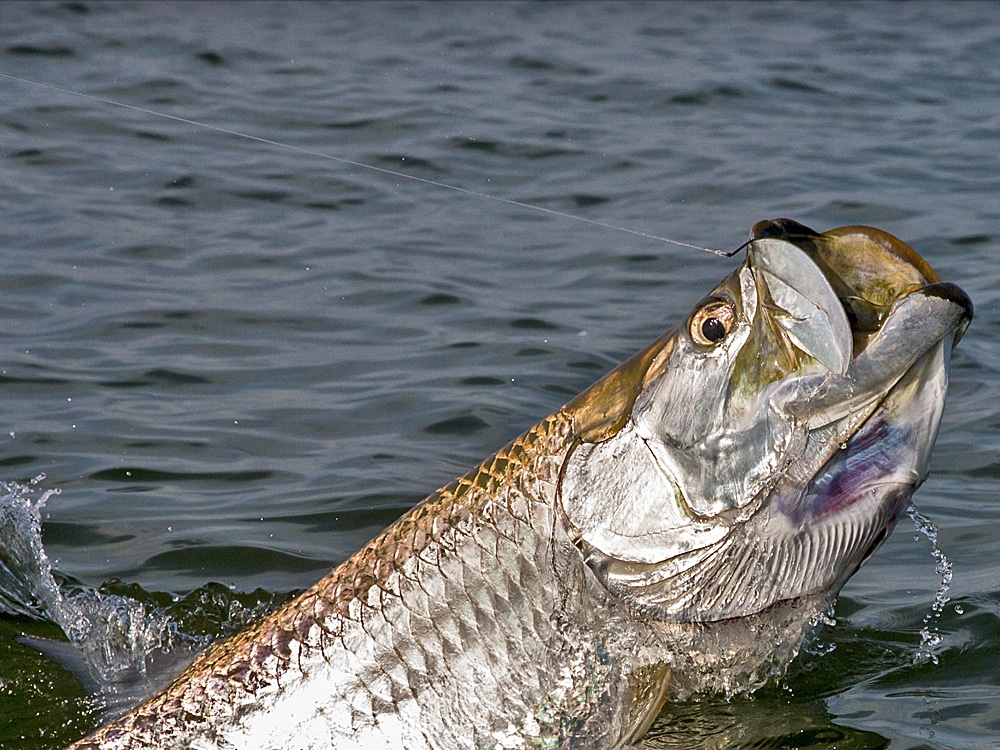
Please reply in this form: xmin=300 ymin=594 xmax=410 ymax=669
xmin=561 ymin=219 xmax=973 ymax=626
xmin=752 ymin=218 xmax=972 ymax=360
xmin=715 ymin=220 xmax=974 ymax=616
xmin=749 ymin=219 xmax=973 ymax=503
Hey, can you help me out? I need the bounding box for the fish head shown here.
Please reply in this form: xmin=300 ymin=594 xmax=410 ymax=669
xmin=559 ymin=220 xmax=972 ymax=622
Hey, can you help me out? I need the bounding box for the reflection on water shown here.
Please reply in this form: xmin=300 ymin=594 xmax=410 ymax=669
xmin=644 ymin=698 xmax=890 ymax=750
xmin=1 ymin=1 xmax=999 ymax=748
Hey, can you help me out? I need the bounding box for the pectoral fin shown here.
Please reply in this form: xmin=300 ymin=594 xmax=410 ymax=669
xmin=618 ymin=662 xmax=671 ymax=747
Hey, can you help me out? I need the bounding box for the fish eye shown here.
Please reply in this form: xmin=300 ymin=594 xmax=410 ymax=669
xmin=690 ymin=300 xmax=736 ymax=346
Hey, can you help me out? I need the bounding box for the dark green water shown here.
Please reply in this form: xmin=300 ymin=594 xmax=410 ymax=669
xmin=1 ymin=2 xmax=998 ymax=748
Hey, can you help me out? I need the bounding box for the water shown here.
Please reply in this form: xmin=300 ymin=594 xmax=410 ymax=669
xmin=1 ymin=1 xmax=998 ymax=747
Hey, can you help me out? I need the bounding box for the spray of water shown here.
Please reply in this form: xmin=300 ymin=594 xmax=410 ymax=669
xmin=907 ymin=503 xmax=953 ymax=665
xmin=800 ymin=605 xmax=839 ymax=659
xmin=0 ymin=478 xmax=177 ymax=695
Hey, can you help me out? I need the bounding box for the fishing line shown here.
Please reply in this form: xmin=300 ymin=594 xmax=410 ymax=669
xmin=1 ymin=72 xmax=733 ymax=257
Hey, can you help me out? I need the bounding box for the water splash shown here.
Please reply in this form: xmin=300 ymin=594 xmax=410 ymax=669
xmin=907 ymin=503 xmax=953 ymax=665
xmin=800 ymin=605 xmax=838 ymax=658
xmin=0 ymin=478 xmax=181 ymax=699
xmin=0 ymin=476 xmax=60 ymax=619
xmin=661 ymin=593 xmax=835 ymax=700
xmin=1 ymin=478 xmax=290 ymax=718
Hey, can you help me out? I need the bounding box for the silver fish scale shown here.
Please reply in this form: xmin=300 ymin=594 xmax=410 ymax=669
xmin=69 ymin=414 xmax=635 ymax=750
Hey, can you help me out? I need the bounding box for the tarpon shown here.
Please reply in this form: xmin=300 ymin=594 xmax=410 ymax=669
xmin=65 ymin=220 xmax=972 ymax=749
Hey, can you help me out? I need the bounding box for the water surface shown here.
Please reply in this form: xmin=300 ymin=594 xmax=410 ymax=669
xmin=1 ymin=2 xmax=998 ymax=748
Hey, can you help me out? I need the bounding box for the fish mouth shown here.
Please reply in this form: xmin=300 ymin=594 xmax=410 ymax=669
xmin=559 ymin=219 xmax=972 ymax=624
xmin=668 ymin=220 xmax=974 ymax=620
xmin=749 ymin=219 xmax=972 ymax=432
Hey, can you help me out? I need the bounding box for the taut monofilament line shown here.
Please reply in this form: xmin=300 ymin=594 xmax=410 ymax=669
xmin=1 ymin=71 xmax=733 ymax=257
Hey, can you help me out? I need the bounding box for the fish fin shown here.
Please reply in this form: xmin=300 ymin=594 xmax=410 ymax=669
xmin=618 ymin=661 xmax=671 ymax=746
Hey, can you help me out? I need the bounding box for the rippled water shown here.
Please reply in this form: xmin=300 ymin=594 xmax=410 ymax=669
xmin=1 ymin=2 xmax=998 ymax=748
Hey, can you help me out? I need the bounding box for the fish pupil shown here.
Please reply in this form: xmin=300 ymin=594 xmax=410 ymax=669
xmin=702 ymin=317 xmax=727 ymax=342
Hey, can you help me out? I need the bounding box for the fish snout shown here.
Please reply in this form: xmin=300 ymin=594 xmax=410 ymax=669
xmin=916 ymin=280 xmax=973 ymax=344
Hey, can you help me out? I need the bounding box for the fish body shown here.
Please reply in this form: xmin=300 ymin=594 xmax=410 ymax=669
xmin=67 ymin=221 xmax=972 ymax=750
xmin=71 ymin=415 xmax=658 ymax=749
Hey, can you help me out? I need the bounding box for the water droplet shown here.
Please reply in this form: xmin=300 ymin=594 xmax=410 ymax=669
xmin=908 ymin=504 xmax=952 ymax=665
xmin=954 ymin=604 xmax=964 ymax=615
